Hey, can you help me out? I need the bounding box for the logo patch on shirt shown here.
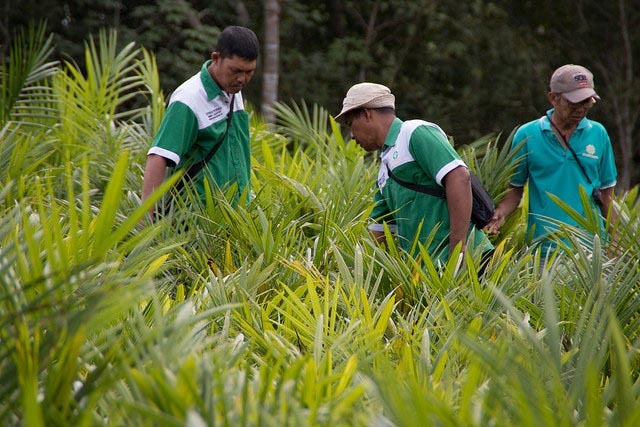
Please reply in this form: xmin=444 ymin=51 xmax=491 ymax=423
xmin=582 ymin=144 xmax=599 ymax=159
xmin=206 ymin=106 xmax=224 ymax=121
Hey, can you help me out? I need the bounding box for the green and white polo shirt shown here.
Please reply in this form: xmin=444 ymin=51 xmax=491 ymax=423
xmin=370 ymin=118 xmax=492 ymax=262
xmin=148 ymin=60 xmax=251 ymax=203
xmin=510 ymin=109 xmax=617 ymax=252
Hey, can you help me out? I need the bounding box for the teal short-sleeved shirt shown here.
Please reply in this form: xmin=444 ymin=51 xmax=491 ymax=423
xmin=510 ymin=109 xmax=617 ymax=252
xmin=370 ymin=118 xmax=492 ymax=262
xmin=148 ymin=60 xmax=251 ymax=203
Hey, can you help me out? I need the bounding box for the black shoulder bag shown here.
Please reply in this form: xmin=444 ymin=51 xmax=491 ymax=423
xmin=173 ymin=93 xmax=236 ymax=194
xmin=385 ymin=164 xmax=495 ymax=229
xmin=549 ymin=119 xmax=603 ymax=210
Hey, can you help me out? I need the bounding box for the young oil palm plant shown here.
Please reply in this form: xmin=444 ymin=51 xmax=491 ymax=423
xmin=0 ymin=153 xmax=173 ymax=425
xmin=0 ymin=21 xmax=58 ymax=127
xmin=0 ymin=23 xmax=178 ymax=425
xmin=3 ymin=22 xmax=640 ymax=427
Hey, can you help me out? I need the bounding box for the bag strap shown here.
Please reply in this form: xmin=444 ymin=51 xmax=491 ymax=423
xmin=385 ymin=164 xmax=445 ymax=198
xmin=175 ymin=93 xmax=236 ymax=191
xmin=549 ymin=118 xmax=604 ymax=210
xmin=549 ymin=118 xmax=593 ymax=185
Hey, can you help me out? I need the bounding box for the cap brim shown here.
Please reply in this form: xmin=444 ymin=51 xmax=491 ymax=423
xmin=563 ymin=88 xmax=600 ymax=103
xmin=334 ymin=106 xmax=357 ymax=123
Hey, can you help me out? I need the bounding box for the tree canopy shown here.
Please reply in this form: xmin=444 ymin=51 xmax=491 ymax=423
xmin=2 ymin=0 xmax=638 ymax=188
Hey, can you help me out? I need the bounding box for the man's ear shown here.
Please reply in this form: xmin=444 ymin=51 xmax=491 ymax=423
xmin=211 ymin=52 xmax=221 ymax=64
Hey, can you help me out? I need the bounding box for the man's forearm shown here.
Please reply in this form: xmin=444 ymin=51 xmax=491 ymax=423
xmin=370 ymin=229 xmax=386 ymax=246
xmin=445 ymin=167 xmax=473 ymax=253
xmin=142 ymin=154 xmax=168 ymax=217
xmin=495 ymin=186 xmax=523 ymax=218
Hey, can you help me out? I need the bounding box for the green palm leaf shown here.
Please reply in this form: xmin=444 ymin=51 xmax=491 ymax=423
xmin=0 ymin=21 xmax=58 ymax=126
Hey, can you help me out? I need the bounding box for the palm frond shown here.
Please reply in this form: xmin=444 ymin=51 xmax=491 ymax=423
xmin=0 ymin=21 xmax=58 ymax=127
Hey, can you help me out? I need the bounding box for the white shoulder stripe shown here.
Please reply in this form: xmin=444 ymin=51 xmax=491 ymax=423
xmin=168 ymin=73 xmax=240 ymax=130
xmin=382 ymin=120 xmax=448 ymax=169
xmin=378 ymin=120 xmax=448 ymax=190
xmin=378 ymin=120 xmax=465 ymax=188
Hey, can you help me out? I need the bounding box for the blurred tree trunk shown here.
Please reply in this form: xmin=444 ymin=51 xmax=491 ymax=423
xmin=327 ymin=0 xmax=346 ymax=38
xmin=603 ymin=0 xmax=637 ymax=190
xmin=234 ymin=1 xmax=250 ymax=26
xmin=573 ymin=0 xmax=639 ymax=190
xmin=262 ymin=0 xmax=280 ymax=125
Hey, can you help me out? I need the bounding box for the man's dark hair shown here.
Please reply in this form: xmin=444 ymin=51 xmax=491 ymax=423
xmin=373 ymin=107 xmax=395 ymax=115
xmin=343 ymin=106 xmax=395 ymax=125
xmin=216 ymin=26 xmax=259 ymax=60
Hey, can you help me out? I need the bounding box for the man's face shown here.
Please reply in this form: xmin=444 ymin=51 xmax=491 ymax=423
xmin=209 ymin=53 xmax=257 ymax=94
xmin=345 ymin=109 xmax=379 ymax=151
xmin=551 ymin=93 xmax=595 ymax=127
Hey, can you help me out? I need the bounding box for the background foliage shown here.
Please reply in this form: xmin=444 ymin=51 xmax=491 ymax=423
xmin=1 ymin=22 xmax=640 ymax=426
xmin=1 ymin=0 xmax=639 ymax=188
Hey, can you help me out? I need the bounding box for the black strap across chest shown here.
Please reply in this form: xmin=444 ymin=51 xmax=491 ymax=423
xmin=385 ymin=164 xmax=445 ymax=198
xmin=549 ymin=119 xmax=593 ymax=185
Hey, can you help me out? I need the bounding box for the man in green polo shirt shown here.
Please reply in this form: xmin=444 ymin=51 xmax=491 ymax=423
xmin=336 ymin=83 xmax=493 ymax=265
xmin=142 ymin=26 xmax=259 ymax=218
xmin=486 ymin=64 xmax=618 ymax=259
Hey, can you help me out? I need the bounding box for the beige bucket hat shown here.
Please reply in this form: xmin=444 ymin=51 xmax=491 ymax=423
xmin=335 ymin=82 xmax=395 ymax=122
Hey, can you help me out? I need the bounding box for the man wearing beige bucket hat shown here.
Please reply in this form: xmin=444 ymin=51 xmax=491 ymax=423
xmin=336 ymin=82 xmax=493 ymax=264
xmin=486 ymin=64 xmax=618 ymax=260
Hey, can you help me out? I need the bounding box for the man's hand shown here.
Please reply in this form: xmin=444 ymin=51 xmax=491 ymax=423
xmin=485 ymin=208 xmax=507 ymax=235
xmin=484 ymin=185 xmax=524 ymax=235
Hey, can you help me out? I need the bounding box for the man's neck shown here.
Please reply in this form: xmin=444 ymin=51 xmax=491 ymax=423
xmin=549 ymin=113 xmax=578 ymax=147
xmin=550 ymin=111 xmax=578 ymax=133
xmin=376 ymin=114 xmax=396 ymax=149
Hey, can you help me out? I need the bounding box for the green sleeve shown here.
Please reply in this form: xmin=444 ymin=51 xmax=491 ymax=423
xmin=151 ymin=101 xmax=199 ymax=167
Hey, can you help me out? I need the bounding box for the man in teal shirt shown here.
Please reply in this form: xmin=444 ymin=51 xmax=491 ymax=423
xmin=336 ymin=83 xmax=493 ymax=265
xmin=486 ymin=64 xmax=618 ymax=256
xmin=142 ymin=26 xmax=259 ymax=218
